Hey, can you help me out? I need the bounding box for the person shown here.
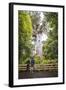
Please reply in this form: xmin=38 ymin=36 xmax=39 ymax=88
xmin=30 ymin=57 xmax=35 ymax=73
xmin=26 ymin=60 xmax=30 ymax=71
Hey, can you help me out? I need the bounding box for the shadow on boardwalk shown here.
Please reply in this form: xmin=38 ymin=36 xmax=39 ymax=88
xmin=19 ymin=70 xmax=58 ymax=79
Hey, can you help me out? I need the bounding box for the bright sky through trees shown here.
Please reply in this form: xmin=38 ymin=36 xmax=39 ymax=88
xmin=40 ymin=12 xmax=47 ymax=41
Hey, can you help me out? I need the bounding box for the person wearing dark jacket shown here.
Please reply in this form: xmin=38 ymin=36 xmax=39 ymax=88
xmin=26 ymin=60 xmax=30 ymax=71
xmin=30 ymin=57 xmax=35 ymax=72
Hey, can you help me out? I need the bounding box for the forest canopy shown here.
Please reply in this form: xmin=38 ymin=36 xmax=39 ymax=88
xmin=18 ymin=11 xmax=58 ymax=64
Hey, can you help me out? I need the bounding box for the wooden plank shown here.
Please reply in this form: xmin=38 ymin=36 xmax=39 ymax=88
xmin=18 ymin=63 xmax=58 ymax=71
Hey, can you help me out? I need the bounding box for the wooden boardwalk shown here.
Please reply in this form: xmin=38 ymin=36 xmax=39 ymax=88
xmin=19 ymin=70 xmax=58 ymax=79
xmin=18 ymin=63 xmax=58 ymax=79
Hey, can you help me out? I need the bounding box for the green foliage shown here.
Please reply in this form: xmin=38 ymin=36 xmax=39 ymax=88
xmin=18 ymin=11 xmax=32 ymax=64
xmin=34 ymin=55 xmax=58 ymax=64
xmin=43 ymin=12 xmax=58 ymax=60
xmin=18 ymin=11 xmax=58 ymax=64
xmin=34 ymin=55 xmax=41 ymax=64
xmin=41 ymin=59 xmax=58 ymax=64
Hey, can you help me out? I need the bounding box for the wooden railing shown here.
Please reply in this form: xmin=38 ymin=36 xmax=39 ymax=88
xmin=18 ymin=63 xmax=58 ymax=71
